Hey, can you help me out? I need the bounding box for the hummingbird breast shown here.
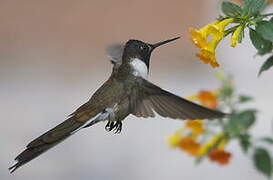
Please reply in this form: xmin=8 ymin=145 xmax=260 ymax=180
xmin=129 ymin=58 xmax=148 ymax=79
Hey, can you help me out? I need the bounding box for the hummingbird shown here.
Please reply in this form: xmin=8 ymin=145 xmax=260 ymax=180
xmin=9 ymin=37 xmax=225 ymax=173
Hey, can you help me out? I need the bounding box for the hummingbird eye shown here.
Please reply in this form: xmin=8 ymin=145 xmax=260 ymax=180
xmin=140 ymin=46 xmax=147 ymax=51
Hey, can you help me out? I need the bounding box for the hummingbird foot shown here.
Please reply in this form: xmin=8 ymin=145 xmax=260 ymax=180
xmin=113 ymin=121 xmax=122 ymax=134
xmin=105 ymin=121 xmax=115 ymax=131
xmin=104 ymin=121 xmax=122 ymax=133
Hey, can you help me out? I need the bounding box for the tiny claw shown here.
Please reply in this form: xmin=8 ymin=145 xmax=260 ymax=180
xmin=105 ymin=121 xmax=122 ymax=133
xmin=105 ymin=121 xmax=115 ymax=131
xmin=105 ymin=122 xmax=109 ymax=131
xmin=114 ymin=122 xmax=122 ymax=134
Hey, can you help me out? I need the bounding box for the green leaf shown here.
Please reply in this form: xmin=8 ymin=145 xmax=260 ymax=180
xmin=243 ymin=0 xmax=266 ymax=16
xmin=260 ymin=137 xmax=273 ymax=144
xmin=253 ymin=148 xmax=272 ymax=177
xmin=239 ymin=95 xmax=253 ymax=103
xmin=256 ymin=21 xmax=273 ymax=43
xmin=249 ymin=28 xmax=272 ymax=55
xmin=228 ymin=110 xmax=256 ymax=134
xmin=239 ymin=134 xmax=252 ymax=153
xmin=259 ymin=55 xmax=273 ymax=76
xmin=222 ymin=1 xmax=242 ymax=17
xmin=238 ymin=110 xmax=256 ymax=128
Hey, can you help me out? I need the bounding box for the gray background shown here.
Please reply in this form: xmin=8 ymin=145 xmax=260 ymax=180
xmin=1 ymin=0 xmax=272 ymax=179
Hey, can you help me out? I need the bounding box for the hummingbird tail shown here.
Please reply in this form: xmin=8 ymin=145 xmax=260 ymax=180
xmin=9 ymin=116 xmax=99 ymax=173
xmin=9 ymin=141 xmax=57 ymax=173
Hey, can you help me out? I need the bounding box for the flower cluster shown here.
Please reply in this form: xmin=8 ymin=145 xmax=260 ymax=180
xmin=167 ymin=89 xmax=232 ymax=165
xmin=190 ymin=18 xmax=239 ymax=68
xmin=174 ymin=0 xmax=273 ymax=178
xmin=189 ymin=0 xmax=273 ymax=75
xmin=166 ymin=73 xmax=273 ymax=177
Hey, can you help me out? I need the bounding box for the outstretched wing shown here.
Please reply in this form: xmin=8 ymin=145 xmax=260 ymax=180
xmin=130 ymin=77 xmax=226 ymax=120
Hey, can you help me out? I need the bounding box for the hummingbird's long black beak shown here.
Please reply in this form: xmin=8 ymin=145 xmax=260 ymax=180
xmin=150 ymin=36 xmax=180 ymax=50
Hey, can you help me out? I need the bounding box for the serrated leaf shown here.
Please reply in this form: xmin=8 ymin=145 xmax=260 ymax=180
xmin=222 ymin=1 xmax=242 ymax=17
xmin=239 ymin=134 xmax=252 ymax=153
xmin=249 ymin=28 xmax=272 ymax=55
xmin=259 ymin=56 xmax=273 ymax=76
xmin=260 ymin=137 xmax=273 ymax=144
xmin=243 ymin=0 xmax=266 ymax=16
xmin=239 ymin=95 xmax=253 ymax=103
xmin=253 ymin=148 xmax=272 ymax=177
xmin=256 ymin=21 xmax=273 ymax=43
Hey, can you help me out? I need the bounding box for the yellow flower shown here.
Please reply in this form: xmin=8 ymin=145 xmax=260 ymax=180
xmin=185 ymin=120 xmax=204 ymax=135
xmin=198 ymin=132 xmax=225 ymax=156
xmin=218 ymin=138 xmax=228 ymax=150
xmin=212 ymin=18 xmax=234 ymax=32
xmin=189 ymin=21 xmax=218 ymax=48
xmin=167 ymin=128 xmax=184 ymax=148
xmin=230 ymin=26 xmax=244 ymax=47
xmin=190 ymin=18 xmax=234 ymax=68
xmin=186 ymin=95 xmax=198 ymax=101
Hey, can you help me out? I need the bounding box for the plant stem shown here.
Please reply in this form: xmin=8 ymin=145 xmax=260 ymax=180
xmin=260 ymin=13 xmax=273 ymax=17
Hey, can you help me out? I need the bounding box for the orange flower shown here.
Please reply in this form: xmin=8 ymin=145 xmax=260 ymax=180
xmin=185 ymin=120 xmax=204 ymax=135
xmin=179 ymin=137 xmax=201 ymax=156
xmin=197 ymin=90 xmax=218 ymax=109
xmin=208 ymin=149 xmax=232 ymax=165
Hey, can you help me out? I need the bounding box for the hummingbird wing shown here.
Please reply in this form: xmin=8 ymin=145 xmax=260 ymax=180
xmin=130 ymin=77 xmax=226 ymax=120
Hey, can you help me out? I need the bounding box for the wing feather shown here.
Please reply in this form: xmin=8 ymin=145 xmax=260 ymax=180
xmin=130 ymin=78 xmax=226 ymax=120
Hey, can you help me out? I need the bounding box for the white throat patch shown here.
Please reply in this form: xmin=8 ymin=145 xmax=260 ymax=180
xmin=130 ymin=58 xmax=148 ymax=79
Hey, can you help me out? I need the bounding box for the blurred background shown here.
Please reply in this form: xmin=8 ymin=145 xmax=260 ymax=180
xmin=1 ymin=0 xmax=272 ymax=179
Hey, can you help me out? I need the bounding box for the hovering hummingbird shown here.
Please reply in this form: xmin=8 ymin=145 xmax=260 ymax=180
xmin=9 ymin=37 xmax=226 ymax=173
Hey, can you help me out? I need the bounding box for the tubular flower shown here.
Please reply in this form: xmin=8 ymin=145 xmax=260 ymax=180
xmin=197 ymin=90 xmax=219 ymax=109
xmin=179 ymin=137 xmax=201 ymax=156
xmin=190 ymin=18 xmax=234 ymax=68
xmin=185 ymin=120 xmax=204 ymax=135
xmin=198 ymin=132 xmax=225 ymax=156
xmin=208 ymin=149 xmax=232 ymax=165
xmin=189 ymin=21 xmax=218 ymax=48
xmin=230 ymin=26 xmax=244 ymax=47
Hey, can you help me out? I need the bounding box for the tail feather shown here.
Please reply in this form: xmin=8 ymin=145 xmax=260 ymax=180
xmin=9 ymin=116 xmax=99 ymax=173
xmin=9 ymin=142 xmax=57 ymax=173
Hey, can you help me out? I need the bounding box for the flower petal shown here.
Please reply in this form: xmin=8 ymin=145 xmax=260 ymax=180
xmin=209 ymin=149 xmax=232 ymax=165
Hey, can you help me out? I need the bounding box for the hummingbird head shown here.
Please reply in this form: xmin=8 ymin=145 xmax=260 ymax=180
xmin=122 ymin=37 xmax=180 ymax=70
